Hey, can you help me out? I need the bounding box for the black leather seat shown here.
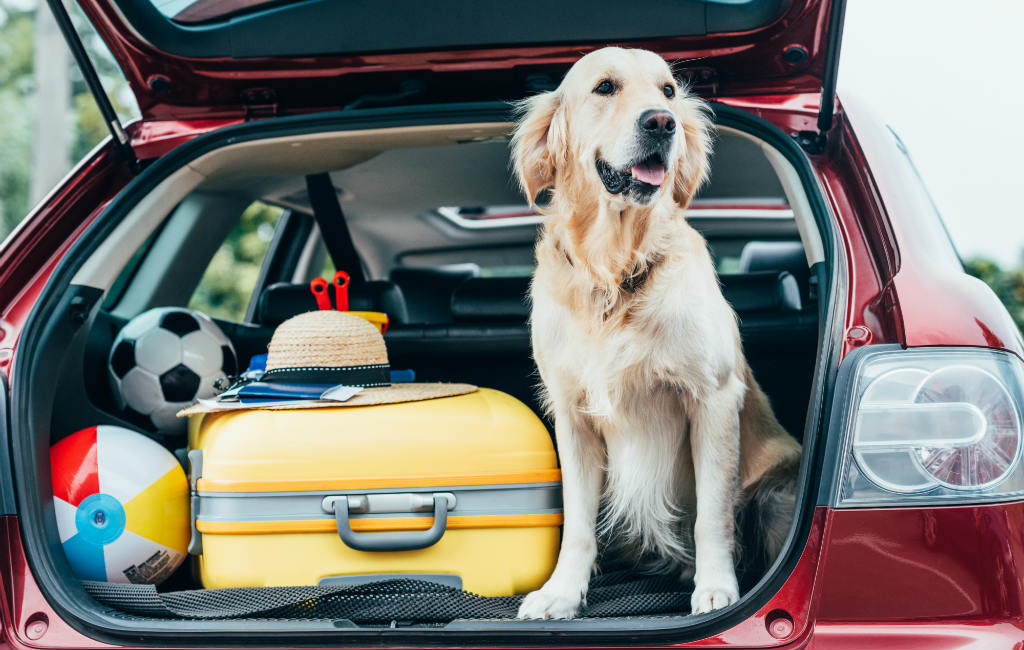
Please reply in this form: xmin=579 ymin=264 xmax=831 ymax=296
xmin=385 ymin=323 xmax=537 ymax=415
xmin=397 ymin=272 xmax=815 ymax=431
xmin=739 ymin=240 xmax=811 ymax=302
xmin=253 ymin=265 xmax=818 ymax=436
xmin=389 ymin=266 xmax=478 ymax=324
xmin=256 ymin=281 xmax=410 ymax=326
xmin=735 ymin=241 xmax=818 ymax=438
xmin=450 ymin=277 xmax=531 ymax=322
xmin=448 ymin=271 xmax=801 ymax=321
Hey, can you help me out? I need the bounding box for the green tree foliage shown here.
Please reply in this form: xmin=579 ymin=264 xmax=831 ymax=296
xmin=0 ymin=6 xmax=33 ymax=237
xmin=0 ymin=1 xmax=136 ymax=240
xmin=188 ymin=202 xmax=283 ymax=321
xmin=964 ymin=255 xmax=1024 ymax=333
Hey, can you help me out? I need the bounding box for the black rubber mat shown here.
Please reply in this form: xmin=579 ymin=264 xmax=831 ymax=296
xmin=84 ymin=570 xmax=692 ymax=623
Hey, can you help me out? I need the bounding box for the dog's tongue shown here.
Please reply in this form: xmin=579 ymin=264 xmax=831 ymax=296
xmin=631 ymin=163 xmax=666 ymax=186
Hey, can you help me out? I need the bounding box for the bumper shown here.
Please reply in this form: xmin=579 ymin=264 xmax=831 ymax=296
xmin=4 ymin=503 xmax=1024 ymax=648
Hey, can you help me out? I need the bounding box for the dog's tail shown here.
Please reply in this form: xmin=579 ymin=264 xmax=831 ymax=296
xmin=746 ymin=457 xmax=800 ymax=563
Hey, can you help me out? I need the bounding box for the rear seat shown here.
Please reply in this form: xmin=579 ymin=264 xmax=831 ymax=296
xmin=450 ymin=277 xmax=531 ymax=322
xmin=389 ymin=266 xmax=478 ymax=324
xmin=739 ymin=240 xmax=811 ymax=302
xmin=448 ymin=272 xmax=804 ymax=322
xmin=735 ymin=241 xmax=818 ymax=438
xmin=397 ymin=270 xmax=815 ymax=428
xmin=257 ymin=281 xmax=410 ymax=326
xmin=254 ymin=258 xmax=818 ymax=433
xmin=385 ymin=276 xmax=539 ymax=413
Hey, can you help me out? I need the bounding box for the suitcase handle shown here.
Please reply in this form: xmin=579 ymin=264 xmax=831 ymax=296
xmin=328 ymin=494 xmax=450 ymax=552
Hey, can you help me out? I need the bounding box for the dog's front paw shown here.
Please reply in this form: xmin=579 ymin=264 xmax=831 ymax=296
xmin=517 ymin=586 xmax=584 ymax=620
xmin=690 ymin=583 xmax=739 ymax=615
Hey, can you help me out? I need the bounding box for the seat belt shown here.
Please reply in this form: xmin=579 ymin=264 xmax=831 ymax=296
xmin=305 ymin=173 xmax=366 ymax=284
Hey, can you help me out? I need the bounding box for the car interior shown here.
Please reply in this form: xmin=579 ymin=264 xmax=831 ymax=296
xmin=20 ymin=118 xmax=831 ymax=634
xmin=68 ymin=126 xmax=820 ymax=432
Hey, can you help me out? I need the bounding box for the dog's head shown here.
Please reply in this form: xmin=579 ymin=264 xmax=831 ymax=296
xmin=512 ymin=47 xmax=711 ymax=211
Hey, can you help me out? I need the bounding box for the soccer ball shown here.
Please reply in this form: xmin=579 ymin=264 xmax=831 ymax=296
xmin=109 ymin=308 xmax=237 ymax=436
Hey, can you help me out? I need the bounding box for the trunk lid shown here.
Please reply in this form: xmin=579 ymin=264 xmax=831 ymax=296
xmin=65 ymin=0 xmax=844 ymax=124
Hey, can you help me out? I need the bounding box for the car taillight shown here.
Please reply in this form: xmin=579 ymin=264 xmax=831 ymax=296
xmin=833 ymin=347 xmax=1024 ymax=507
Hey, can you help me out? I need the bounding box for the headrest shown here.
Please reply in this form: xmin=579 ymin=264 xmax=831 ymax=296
xmin=449 ymin=272 xmax=799 ymax=321
xmin=389 ymin=265 xmax=479 ymax=286
xmin=739 ymin=241 xmax=811 ymax=301
xmin=257 ymin=281 xmax=409 ymax=327
xmin=720 ymin=271 xmax=802 ymax=313
xmin=450 ymin=276 xmax=530 ymax=322
xmin=389 ymin=266 xmax=479 ymax=324
xmin=738 ymin=241 xmax=807 ymax=275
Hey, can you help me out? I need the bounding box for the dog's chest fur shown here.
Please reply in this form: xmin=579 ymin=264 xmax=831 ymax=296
xmin=532 ymin=224 xmax=738 ymax=411
xmin=530 ymin=223 xmax=742 ymax=564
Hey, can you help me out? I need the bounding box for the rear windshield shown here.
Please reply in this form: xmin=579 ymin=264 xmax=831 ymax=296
xmin=124 ymin=0 xmax=791 ymax=57
xmin=155 ymin=0 xmax=294 ymax=24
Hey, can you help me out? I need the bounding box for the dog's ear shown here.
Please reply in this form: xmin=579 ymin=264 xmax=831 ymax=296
xmin=671 ymin=92 xmax=713 ymax=209
xmin=511 ymin=91 xmax=567 ymax=205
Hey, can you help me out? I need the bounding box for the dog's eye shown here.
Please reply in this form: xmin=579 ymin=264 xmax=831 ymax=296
xmin=593 ymin=80 xmax=616 ymax=96
xmin=663 ymin=84 xmax=676 ymax=99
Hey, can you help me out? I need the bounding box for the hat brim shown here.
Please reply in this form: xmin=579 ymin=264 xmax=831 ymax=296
xmin=177 ymin=382 xmax=477 ymax=417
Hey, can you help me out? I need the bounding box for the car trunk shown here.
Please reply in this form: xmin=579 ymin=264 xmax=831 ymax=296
xmin=9 ymin=0 xmax=846 ymax=643
xmin=8 ymin=98 xmax=841 ymax=644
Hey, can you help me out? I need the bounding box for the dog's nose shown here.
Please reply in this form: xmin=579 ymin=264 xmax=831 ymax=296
xmin=639 ymin=109 xmax=675 ymax=136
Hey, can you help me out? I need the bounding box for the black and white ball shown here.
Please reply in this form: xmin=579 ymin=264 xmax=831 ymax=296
xmin=108 ymin=308 xmax=237 ymax=435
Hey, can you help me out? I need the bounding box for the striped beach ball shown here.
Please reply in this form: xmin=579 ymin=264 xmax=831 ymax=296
xmin=51 ymin=425 xmax=189 ymax=584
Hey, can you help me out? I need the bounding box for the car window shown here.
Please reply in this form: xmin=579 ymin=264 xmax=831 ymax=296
xmin=153 ymin=0 xmax=303 ymax=23
xmin=188 ymin=201 xmax=284 ymax=321
xmin=886 ymin=126 xmax=963 ymax=268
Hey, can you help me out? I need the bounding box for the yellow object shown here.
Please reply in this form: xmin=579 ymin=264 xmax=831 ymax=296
xmin=122 ymin=465 xmax=191 ymax=553
xmin=196 ymin=468 xmax=562 ymax=493
xmin=347 ymin=310 xmax=388 ymax=333
xmin=188 ymin=389 xmax=561 ymax=596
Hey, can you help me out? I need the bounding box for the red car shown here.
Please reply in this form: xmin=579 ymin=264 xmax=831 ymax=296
xmin=2 ymin=0 xmax=1024 ymax=647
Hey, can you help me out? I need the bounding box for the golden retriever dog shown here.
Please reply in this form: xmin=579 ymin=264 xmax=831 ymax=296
xmin=512 ymin=47 xmax=802 ymax=620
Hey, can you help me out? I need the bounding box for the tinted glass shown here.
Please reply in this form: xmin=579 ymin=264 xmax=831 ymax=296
xmin=189 ymin=201 xmax=283 ymax=321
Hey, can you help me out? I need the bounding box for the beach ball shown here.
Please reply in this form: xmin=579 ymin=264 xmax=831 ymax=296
xmin=51 ymin=425 xmax=189 ymax=584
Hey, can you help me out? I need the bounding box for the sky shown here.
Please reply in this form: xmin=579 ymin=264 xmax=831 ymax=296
xmin=840 ymin=0 xmax=1024 ymax=267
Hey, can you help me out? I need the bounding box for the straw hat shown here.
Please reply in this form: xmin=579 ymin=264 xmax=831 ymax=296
xmin=264 ymin=310 xmax=392 ymax=385
xmin=180 ymin=311 xmax=475 ymax=414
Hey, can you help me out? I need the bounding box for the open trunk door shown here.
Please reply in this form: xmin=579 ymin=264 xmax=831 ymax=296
xmin=53 ymin=0 xmax=846 ymax=162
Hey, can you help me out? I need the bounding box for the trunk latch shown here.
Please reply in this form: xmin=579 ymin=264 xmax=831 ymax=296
xmin=242 ymin=88 xmax=279 ymax=120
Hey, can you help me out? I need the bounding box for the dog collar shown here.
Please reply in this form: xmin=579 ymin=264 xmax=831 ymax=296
xmin=620 ymin=253 xmax=663 ymax=294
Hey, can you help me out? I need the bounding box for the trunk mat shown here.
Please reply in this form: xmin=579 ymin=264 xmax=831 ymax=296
xmin=83 ymin=571 xmax=692 ymax=622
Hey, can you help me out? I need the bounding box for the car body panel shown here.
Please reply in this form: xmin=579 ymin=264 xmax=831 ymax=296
xmin=73 ymin=0 xmax=835 ymax=121
xmin=1 ymin=517 xmax=110 ymax=649
xmin=6 ymin=501 xmax=1024 ymax=648
xmin=840 ymin=93 xmax=1024 ymax=357
xmin=816 ymin=504 xmax=1024 ymax=624
xmin=129 ymin=119 xmax=242 ymax=159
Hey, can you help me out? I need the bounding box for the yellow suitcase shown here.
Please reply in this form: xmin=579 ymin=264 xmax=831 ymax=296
xmin=186 ymin=388 xmax=561 ymax=596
